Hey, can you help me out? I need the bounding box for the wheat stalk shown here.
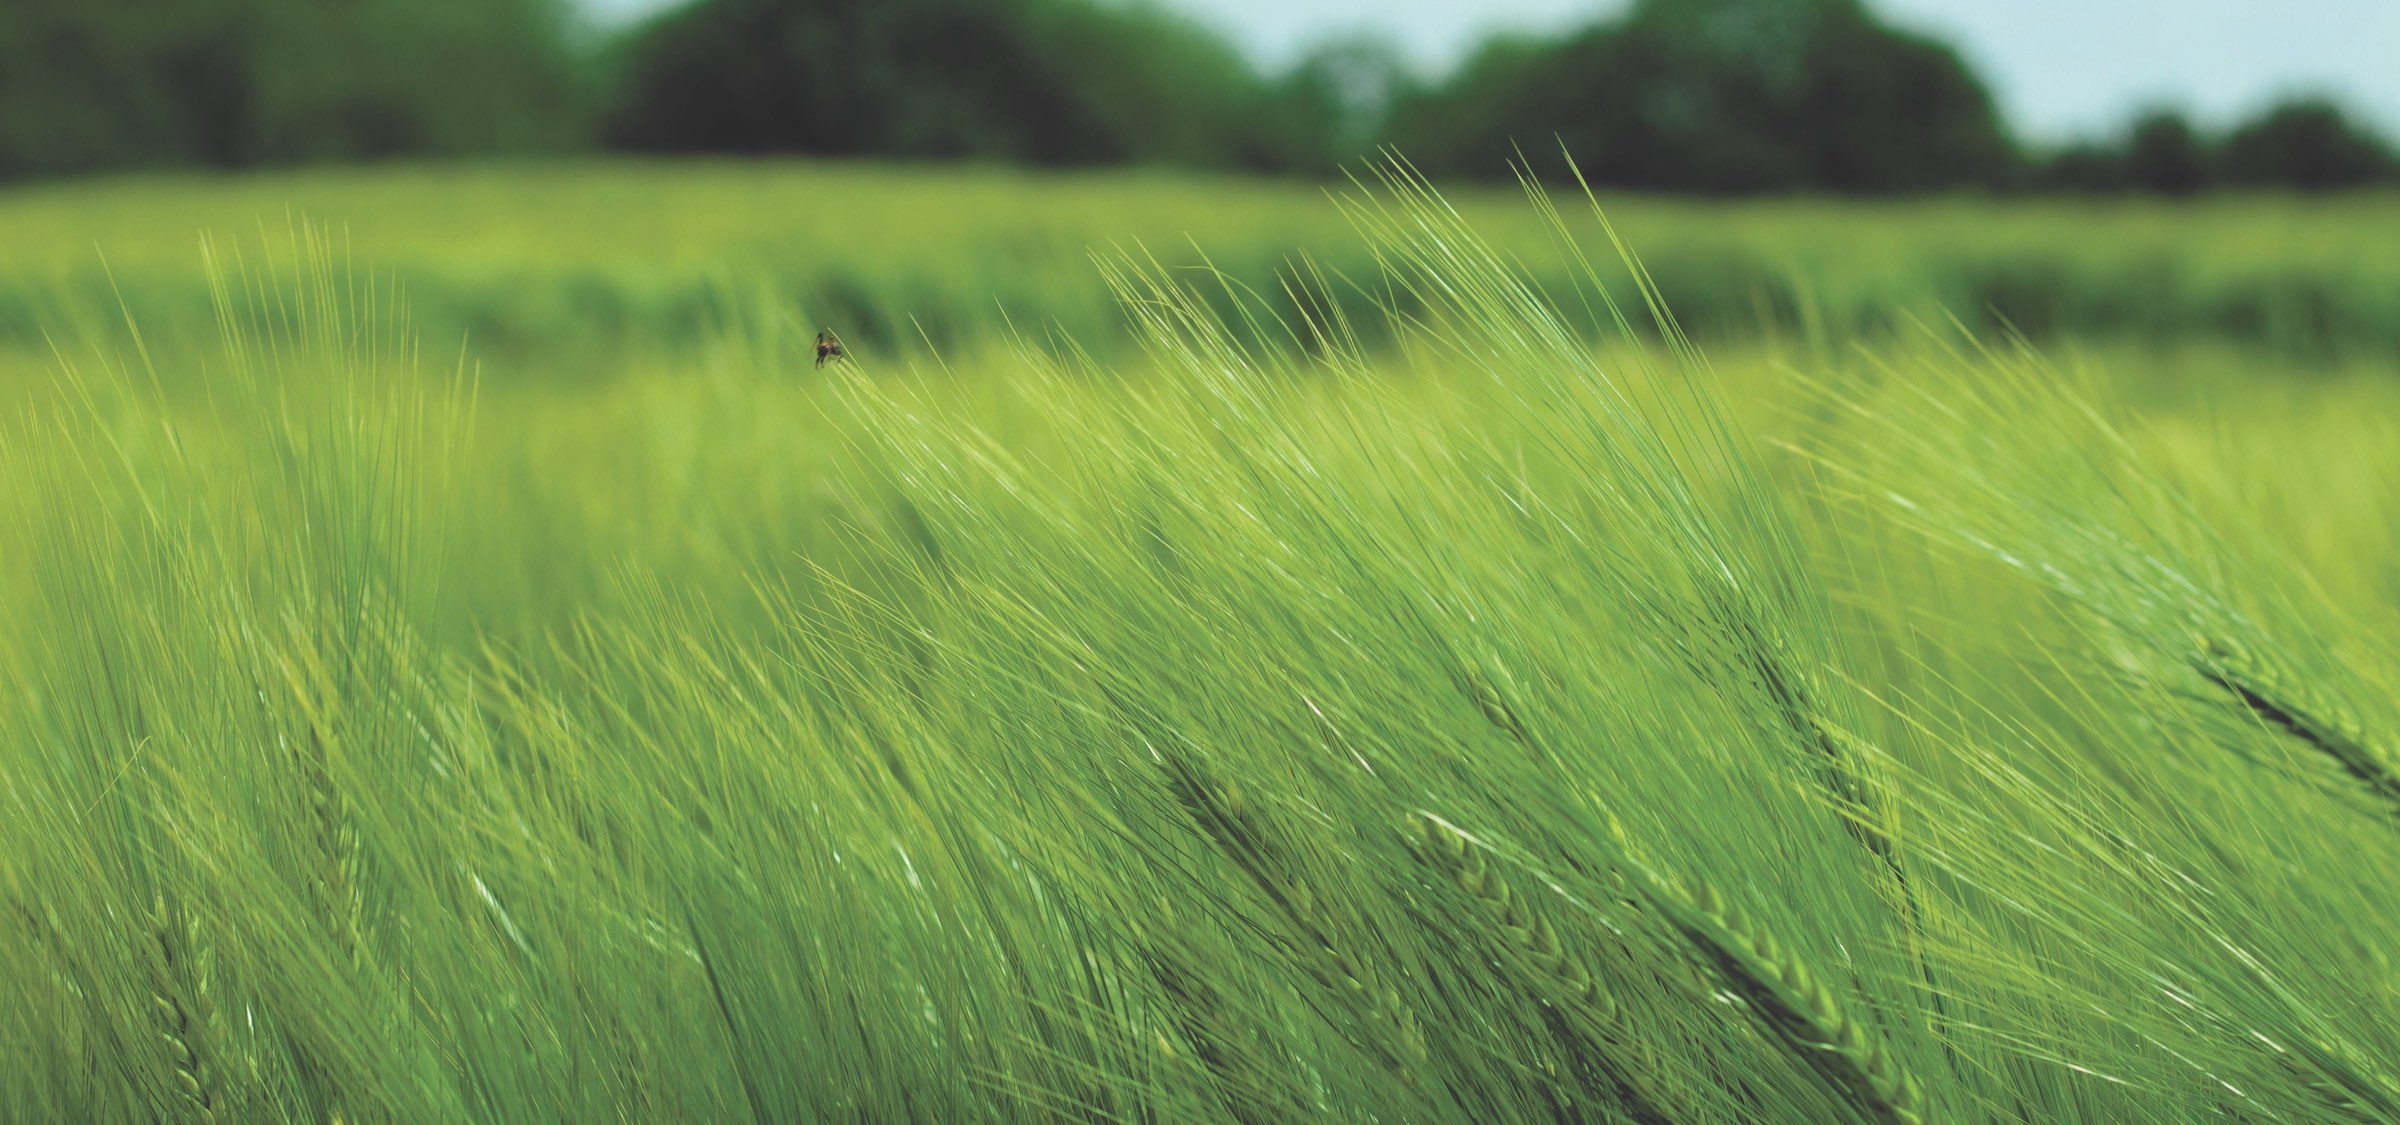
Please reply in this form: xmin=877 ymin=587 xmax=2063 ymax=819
xmin=298 ymin=721 xmax=369 ymax=966
xmin=2195 ymin=636 xmax=2400 ymax=814
xmin=1156 ymin=752 xmax=1431 ymax=1077
xmin=1141 ymin=936 xmax=1315 ymax=1123
xmin=1699 ymin=614 xmax=1913 ymax=894
xmin=145 ymin=893 xmax=219 ymax=1124
xmin=1653 ymin=874 xmax=1932 ymax=1125
xmin=1404 ymin=814 xmax=1682 ymax=1123
xmin=1461 ymin=667 xmax=1532 ymax=749
xmin=1463 ymin=654 xmax=1947 ymax=1027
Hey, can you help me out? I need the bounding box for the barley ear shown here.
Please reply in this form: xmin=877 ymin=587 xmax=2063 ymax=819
xmin=1663 ymin=880 xmax=1932 ymax=1125
xmin=2196 ymin=635 xmax=2400 ymax=815
xmin=300 ymin=721 xmax=369 ymax=966
xmin=1404 ymin=815 xmax=1682 ymax=1124
xmin=145 ymin=893 xmax=219 ymax=1124
xmin=1141 ymin=935 xmax=1314 ymax=1123
xmin=1159 ymin=753 xmax=1431 ymax=1076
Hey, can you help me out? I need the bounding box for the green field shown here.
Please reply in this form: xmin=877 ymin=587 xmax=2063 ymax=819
xmin=7 ymin=160 xmax=2400 ymax=366
xmin=3 ymin=160 xmax=2398 ymax=1122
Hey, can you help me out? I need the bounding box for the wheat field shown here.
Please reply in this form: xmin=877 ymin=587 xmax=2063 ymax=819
xmin=1 ymin=160 xmax=2396 ymax=1122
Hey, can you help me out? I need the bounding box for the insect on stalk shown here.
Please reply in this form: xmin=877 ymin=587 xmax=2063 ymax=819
xmin=814 ymin=328 xmax=848 ymax=369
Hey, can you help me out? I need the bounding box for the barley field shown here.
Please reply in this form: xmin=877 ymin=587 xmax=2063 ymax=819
xmin=2 ymin=159 xmax=2397 ymax=1122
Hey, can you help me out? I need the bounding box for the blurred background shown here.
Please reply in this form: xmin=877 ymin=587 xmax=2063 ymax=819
xmin=1 ymin=0 xmax=2394 ymax=390
xmin=0 ymin=0 xmax=2393 ymax=193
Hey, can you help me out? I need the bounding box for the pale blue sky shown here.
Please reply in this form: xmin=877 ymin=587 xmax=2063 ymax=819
xmin=580 ymin=0 xmax=2400 ymax=140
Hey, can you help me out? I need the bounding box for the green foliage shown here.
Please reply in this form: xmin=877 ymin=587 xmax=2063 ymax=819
xmin=2223 ymin=98 xmax=2400 ymax=191
xmin=1388 ymin=0 xmax=2015 ymax=191
xmin=2041 ymin=97 xmax=2400 ymax=197
xmin=2123 ymin=109 xmax=2213 ymax=196
xmin=0 ymin=0 xmax=589 ymax=179
xmin=1266 ymin=36 xmax=1415 ymax=172
xmin=601 ymin=0 xmax=1311 ymax=169
xmin=5 ymin=0 xmax=2397 ymax=196
xmin=2030 ymin=140 xmax=2130 ymax=194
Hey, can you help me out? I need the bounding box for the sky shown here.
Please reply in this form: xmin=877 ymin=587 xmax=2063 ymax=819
xmin=579 ymin=0 xmax=2400 ymax=141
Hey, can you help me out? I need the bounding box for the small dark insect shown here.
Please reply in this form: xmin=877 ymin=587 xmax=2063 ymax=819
xmin=814 ymin=329 xmax=847 ymax=369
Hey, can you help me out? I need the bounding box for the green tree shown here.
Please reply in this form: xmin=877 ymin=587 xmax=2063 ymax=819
xmin=0 ymin=0 xmax=588 ymax=179
xmin=2030 ymin=142 xmax=2128 ymax=194
xmin=2220 ymin=98 xmax=2397 ymax=190
xmin=603 ymin=0 xmax=1286 ymax=169
xmin=1386 ymin=0 xmax=2013 ymax=192
xmin=2122 ymin=109 xmax=2213 ymax=196
xmin=1268 ymin=36 xmax=1413 ymax=172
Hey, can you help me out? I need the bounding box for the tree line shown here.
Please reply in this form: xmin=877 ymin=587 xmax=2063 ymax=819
xmin=2 ymin=0 xmax=2393 ymax=193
